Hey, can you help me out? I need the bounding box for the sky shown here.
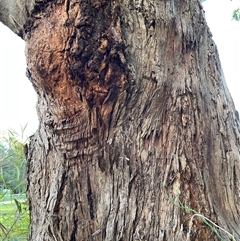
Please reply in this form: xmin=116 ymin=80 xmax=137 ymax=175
xmin=0 ymin=26 xmax=38 ymax=136
xmin=0 ymin=0 xmax=239 ymax=137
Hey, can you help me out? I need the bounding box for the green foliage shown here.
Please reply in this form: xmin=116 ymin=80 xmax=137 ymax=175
xmin=0 ymin=126 xmax=28 ymax=193
xmin=0 ymin=199 xmax=29 ymax=241
xmin=232 ymin=7 xmax=240 ymax=21
xmin=0 ymin=126 xmax=29 ymax=240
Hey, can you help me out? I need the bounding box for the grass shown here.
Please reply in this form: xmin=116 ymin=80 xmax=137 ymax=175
xmin=162 ymin=183 xmax=236 ymax=241
xmin=0 ymin=199 xmax=29 ymax=241
xmin=0 ymin=127 xmax=30 ymax=240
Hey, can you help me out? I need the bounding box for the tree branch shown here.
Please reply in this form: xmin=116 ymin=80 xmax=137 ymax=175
xmin=0 ymin=0 xmax=38 ymax=38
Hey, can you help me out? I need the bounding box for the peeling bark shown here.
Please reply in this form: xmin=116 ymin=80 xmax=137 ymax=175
xmin=1 ymin=0 xmax=240 ymax=240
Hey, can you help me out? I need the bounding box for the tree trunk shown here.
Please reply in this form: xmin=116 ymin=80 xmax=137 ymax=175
xmin=2 ymin=0 xmax=240 ymax=240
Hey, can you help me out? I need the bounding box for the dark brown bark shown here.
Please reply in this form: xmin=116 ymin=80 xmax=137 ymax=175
xmin=3 ymin=0 xmax=240 ymax=240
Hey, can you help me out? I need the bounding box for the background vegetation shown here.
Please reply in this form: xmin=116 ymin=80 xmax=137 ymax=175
xmin=232 ymin=7 xmax=240 ymax=20
xmin=0 ymin=126 xmax=29 ymax=241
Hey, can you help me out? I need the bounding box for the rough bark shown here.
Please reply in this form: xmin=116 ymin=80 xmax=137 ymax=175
xmin=2 ymin=0 xmax=240 ymax=240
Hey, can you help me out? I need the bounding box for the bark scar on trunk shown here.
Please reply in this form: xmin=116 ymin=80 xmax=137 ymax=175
xmin=26 ymin=0 xmax=131 ymax=127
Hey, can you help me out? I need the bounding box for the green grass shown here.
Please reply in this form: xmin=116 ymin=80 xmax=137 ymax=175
xmin=0 ymin=200 xmax=29 ymax=241
xmin=0 ymin=127 xmax=30 ymax=240
xmin=162 ymin=183 xmax=236 ymax=241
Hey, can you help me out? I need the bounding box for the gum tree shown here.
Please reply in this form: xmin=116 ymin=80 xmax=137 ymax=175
xmin=1 ymin=0 xmax=240 ymax=240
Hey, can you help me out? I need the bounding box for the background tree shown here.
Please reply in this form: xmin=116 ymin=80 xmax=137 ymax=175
xmin=232 ymin=7 xmax=240 ymax=20
xmin=1 ymin=0 xmax=240 ymax=240
xmin=0 ymin=128 xmax=27 ymax=193
xmin=0 ymin=128 xmax=29 ymax=241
